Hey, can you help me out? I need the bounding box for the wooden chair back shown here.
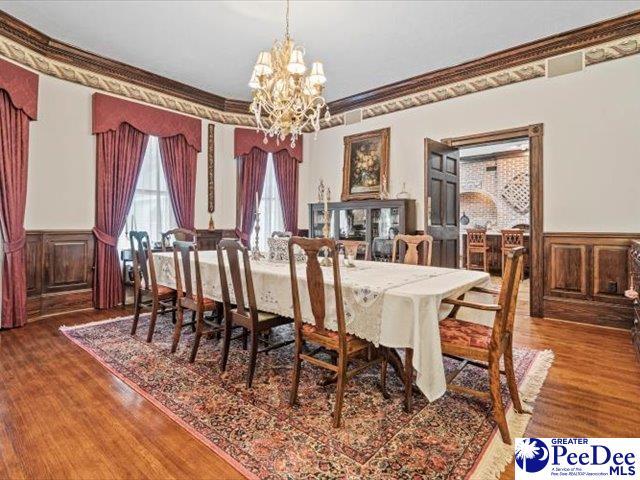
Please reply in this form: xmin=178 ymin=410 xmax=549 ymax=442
xmin=391 ymin=234 xmax=433 ymax=266
xmin=217 ymin=238 xmax=259 ymax=327
xmin=491 ymin=246 xmax=525 ymax=346
xmin=467 ymin=229 xmax=487 ymax=248
xmin=129 ymin=230 xmax=157 ymax=294
xmin=287 ymin=237 xmax=347 ymax=350
xmin=501 ymin=229 xmax=524 ymax=250
xmin=162 ymin=228 xmax=197 ymax=251
xmin=172 ymin=240 xmax=204 ymax=307
xmin=337 ymin=240 xmax=370 ymax=261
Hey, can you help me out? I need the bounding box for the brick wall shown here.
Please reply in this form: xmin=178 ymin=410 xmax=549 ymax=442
xmin=460 ymin=151 xmax=529 ymax=231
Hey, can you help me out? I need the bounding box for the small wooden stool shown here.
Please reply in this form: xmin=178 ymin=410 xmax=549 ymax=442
xmin=501 ymin=229 xmax=524 ymax=278
xmin=466 ymin=229 xmax=489 ymax=272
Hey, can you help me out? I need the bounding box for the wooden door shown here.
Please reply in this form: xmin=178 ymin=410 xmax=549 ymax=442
xmin=424 ymin=138 xmax=460 ymax=268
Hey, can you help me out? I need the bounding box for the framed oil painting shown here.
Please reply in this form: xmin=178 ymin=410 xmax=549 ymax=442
xmin=341 ymin=127 xmax=390 ymax=201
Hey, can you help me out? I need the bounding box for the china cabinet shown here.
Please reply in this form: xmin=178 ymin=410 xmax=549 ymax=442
xmin=308 ymin=199 xmax=416 ymax=261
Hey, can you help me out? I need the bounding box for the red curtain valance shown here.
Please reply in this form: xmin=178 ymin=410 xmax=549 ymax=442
xmin=92 ymin=93 xmax=201 ymax=151
xmin=0 ymin=58 xmax=38 ymax=120
xmin=234 ymin=127 xmax=303 ymax=162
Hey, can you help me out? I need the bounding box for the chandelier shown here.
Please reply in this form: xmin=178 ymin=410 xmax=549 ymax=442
xmin=248 ymin=0 xmax=329 ymax=147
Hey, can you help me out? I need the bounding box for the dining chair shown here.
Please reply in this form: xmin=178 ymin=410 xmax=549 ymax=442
xmin=217 ymin=238 xmax=294 ymax=388
xmin=161 ymin=228 xmax=198 ymax=251
xmin=271 ymin=231 xmax=292 ymax=238
xmin=466 ymin=228 xmax=489 ymax=272
xmin=336 ymin=239 xmax=370 ymax=261
xmin=129 ymin=230 xmax=178 ymax=342
xmin=287 ymin=236 xmax=388 ymax=427
xmin=172 ymin=240 xmax=223 ymax=362
xmin=500 ymin=229 xmax=524 ymax=278
xmin=439 ymin=246 xmax=526 ymax=444
xmin=391 ymin=233 xmax=433 ymax=266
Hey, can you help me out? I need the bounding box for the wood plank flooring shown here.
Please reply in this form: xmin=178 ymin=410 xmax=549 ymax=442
xmin=1 ymin=306 xmax=639 ymax=480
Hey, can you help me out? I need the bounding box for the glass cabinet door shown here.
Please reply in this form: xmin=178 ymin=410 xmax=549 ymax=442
xmin=312 ymin=207 xmax=335 ymax=238
xmin=371 ymin=207 xmax=400 ymax=239
xmin=338 ymin=209 xmax=367 ymax=241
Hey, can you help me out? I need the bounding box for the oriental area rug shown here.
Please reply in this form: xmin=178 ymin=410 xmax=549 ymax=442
xmin=60 ymin=314 xmax=553 ymax=480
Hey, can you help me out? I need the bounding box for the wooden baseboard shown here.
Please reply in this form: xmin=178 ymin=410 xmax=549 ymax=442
xmin=27 ymin=289 xmax=94 ymax=321
xmin=543 ymin=297 xmax=634 ymax=330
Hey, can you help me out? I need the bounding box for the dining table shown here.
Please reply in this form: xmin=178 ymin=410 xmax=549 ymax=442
xmin=153 ymin=250 xmax=490 ymax=403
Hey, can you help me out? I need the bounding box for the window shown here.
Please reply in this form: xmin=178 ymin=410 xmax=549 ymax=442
xmin=120 ymin=136 xmax=176 ymax=250
xmin=251 ymin=153 xmax=285 ymax=251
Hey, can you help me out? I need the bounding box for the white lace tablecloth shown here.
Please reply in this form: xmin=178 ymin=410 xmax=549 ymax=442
xmin=154 ymin=251 xmax=489 ymax=401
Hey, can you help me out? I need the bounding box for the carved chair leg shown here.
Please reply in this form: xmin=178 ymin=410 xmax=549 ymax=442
xmin=171 ymin=304 xmax=184 ymax=353
xmin=489 ymin=356 xmax=511 ymax=444
xmin=189 ymin=310 xmax=204 ymax=363
xmin=333 ymin=351 xmax=348 ymax=428
xmin=246 ymin=330 xmax=259 ymax=388
xmin=171 ymin=297 xmax=177 ymax=324
xmin=190 ymin=310 xmax=197 ymax=332
xmin=380 ymin=347 xmax=389 ymax=399
xmin=131 ymin=290 xmax=142 ymax=335
xmin=289 ymin=337 xmax=303 ymax=406
xmin=504 ymin=343 xmax=524 ymax=413
xmin=146 ymin=299 xmax=159 ymax=343
xmin=220 ymin=314 xmax=233 ymax=372
xmin=404 ymin=348 xmax=414 ymax=413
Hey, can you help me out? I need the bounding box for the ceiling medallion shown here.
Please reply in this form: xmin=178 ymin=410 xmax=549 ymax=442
xmin=248 ymin=0 xmax=330 ymax=147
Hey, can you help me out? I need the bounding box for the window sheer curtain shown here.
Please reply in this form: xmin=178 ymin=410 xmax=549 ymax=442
xmin=120 ymin=136 xmax=176 ymax=250
xmin=251 ymin=154 xmax=285 ymax=251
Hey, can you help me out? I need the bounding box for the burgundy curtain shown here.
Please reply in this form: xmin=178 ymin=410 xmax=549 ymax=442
xmin=93 ymin=123 xmax=149 ymax=309
xmin=0 ymin=90 xmax=30 ymax=328
xmin=159 ymin=135 xmax=197 ymax=230
xmin=235 ymin=147 xmax=269 ymax=246
xmin=272 ymin=150 xmax=299 ymax=235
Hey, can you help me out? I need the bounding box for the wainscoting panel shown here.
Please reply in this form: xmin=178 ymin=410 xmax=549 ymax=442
xmin=27 ymin=230 xmax=94 ymax=320
xmin=543 ymin=233 xmax=638 ymax=329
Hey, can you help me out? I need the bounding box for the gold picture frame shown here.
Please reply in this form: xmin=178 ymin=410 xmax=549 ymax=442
xmin=341 ymin=127 xmax=390 ymax=201
xmin=207 ymin=123 xmax=215 ymax=229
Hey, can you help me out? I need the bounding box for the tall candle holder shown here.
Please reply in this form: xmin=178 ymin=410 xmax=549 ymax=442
xmin=320 ymin=196 xmax=332 ymax=267
xmin=251 ymin=210 xmax=264 ymax=261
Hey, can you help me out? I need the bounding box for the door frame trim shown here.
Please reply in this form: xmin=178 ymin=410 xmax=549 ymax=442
xmin=439 ymin=124 xmax=544 ymax=317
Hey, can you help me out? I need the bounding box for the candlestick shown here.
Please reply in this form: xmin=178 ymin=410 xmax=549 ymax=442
xmin=251 ymin=209 xmax=264 ymax=261
xmin=320 ymin=190 xmax=332 ymax=267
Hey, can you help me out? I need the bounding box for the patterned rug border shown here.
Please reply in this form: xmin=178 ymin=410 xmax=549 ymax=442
xmin=60 ymin=315 xmax=554 ymax=480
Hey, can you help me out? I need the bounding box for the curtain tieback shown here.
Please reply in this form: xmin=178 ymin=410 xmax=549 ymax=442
xmin=3 ymin=231 xmax=26 ymax=254
xmin=92 ymin=227 xmax=118 ymax=247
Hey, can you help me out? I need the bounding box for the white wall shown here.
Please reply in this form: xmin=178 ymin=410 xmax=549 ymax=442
xmin=302 ymin=55 xmax=640 ymax=233
xmin=25 ymin=74 xmax=242 ymax=231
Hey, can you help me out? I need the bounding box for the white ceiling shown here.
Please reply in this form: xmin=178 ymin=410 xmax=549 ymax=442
xmin=2 ymin=1 xmax=639 ymax=102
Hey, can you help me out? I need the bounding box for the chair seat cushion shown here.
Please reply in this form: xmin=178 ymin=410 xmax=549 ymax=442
xmin=157 ymin=285 xmax=176 ymax=298
xmin=230 ymin=308 xmax=279 ymax=322
xmin=439 ymin=318 xmax=492 ymax=350
xmin=180 ymin=294 xmax=217 ymax=310
xmin=301 ymin=323 xmax=357 ymax=342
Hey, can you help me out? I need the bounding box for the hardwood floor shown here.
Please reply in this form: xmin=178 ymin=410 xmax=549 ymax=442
xmin=1 ymin=304 xmax=639 ymax=480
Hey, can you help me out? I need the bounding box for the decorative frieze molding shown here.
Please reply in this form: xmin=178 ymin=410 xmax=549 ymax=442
xmin=0 ymin=8 xmax=638 ymax=129
xmin=322 ymin=32 xmax=640 ymax=129
xmin=0 ymin=34 xmax=256 ymax=127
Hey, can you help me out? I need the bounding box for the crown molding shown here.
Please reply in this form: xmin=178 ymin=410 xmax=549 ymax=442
xmin=0 ymin=8 xmax=638 ymax=129
xmin=0 ymin=9 xmax=252 ymax=117
xmin=326 ymin=10 xmax=640 ymax=116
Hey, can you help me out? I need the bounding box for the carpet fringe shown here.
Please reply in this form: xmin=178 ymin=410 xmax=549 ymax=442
xmin=470 ymin=349 xmax=555 ymax=480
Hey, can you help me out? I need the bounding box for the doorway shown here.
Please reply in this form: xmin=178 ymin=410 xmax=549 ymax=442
xmin=424 ymin=124 xmax=543 ymax=317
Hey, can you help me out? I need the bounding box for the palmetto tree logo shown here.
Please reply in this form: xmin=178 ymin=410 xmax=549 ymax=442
xmin=516 ymin=438 xmax=550 ymax=473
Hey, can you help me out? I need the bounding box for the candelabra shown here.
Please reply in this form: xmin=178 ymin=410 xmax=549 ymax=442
xmin=251 ymin=210 xmax=264 ymax=261
xmin=320 ymin=201 xmax=332 ymax=267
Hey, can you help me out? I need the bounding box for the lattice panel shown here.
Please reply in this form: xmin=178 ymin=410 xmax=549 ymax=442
xmin=502 ymin=172 xmax=530 ymax=214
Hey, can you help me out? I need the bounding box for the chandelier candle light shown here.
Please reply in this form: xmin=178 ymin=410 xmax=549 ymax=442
xmin=248 ymin=0 xmax=329 ymax=147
